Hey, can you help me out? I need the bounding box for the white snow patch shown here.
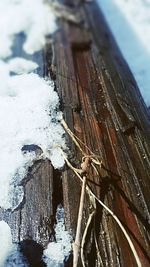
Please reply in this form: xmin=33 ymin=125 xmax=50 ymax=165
xmin=4 ymin=250 xmax=28 ymax=267
xmin=0 ymin=221 xmax=28 ymax=266
xmin=49 ymin=147 xmax=65 ymax=169
xmin=0 ymin=221 xmax=14 ymax=266
xmin=43 ymin=205 xmax=72 ymax=266
xmin=8 ymin=58 xmax=38 ymax=74
xmin=0 ymin=0 xmax=56 ymax=58
xmin=98 ymin=0 xmax=150 ymax=106
xmin=0 ymin=72 xmax=65 ymax=210
xmin=0 ymin=0 xmax=66 ymax=210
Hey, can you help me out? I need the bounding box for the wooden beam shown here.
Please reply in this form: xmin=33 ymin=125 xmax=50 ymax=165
xmin=52 ymin=1 xmax=150 ymax=266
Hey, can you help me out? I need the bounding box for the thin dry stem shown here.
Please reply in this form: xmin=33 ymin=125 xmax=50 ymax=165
xmin=73 ymin=175 xmax=87 ymax=267
xmin=61 ymin=119 xmax=103 ymax=167
xmin=58 ymin=146 xmax=142 ymax=267
xmin=61 ymin=119 xmax=86 ymax=156
xmin=81 ymin=210 xmax=96 ymax=267
xmin=73 ymin=157 xmax=90 ymax=267
xmin=59 ymin=118 xmax=142 ymax=267
xmin=89 ymin=190 xmax=142 ymax=267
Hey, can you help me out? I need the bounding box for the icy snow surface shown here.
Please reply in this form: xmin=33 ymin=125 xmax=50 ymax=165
xmin=0 ymin=72 xmax=65 ymax=209
xmin=0 ymin=221 xmax=14 ymax=266
xmin=0 ymin=0 xmax=56 ymax=58
xmin=8 ymin=58 xmax=38 ymax=74
xmin=43 ymin=205 xmax=72 ymax=267
xmin=0 ymin=207 xmax=72 ymax=266
xmin=0 ymin=0 xmax=66 ymax=211
xmin=98 ymin=0 xmax=150 ymax=106
xmin=0 ymin=221 xmax=30 ymax=267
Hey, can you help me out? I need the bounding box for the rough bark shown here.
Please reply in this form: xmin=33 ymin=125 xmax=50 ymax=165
xmin=52 ymin=1 xmax=150 ymax=266
xmin=0 ymin=1 xmax=150 ymax=267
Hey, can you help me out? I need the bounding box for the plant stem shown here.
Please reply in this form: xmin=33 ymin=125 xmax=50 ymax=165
xmin=73 ymin=175 xmax=87 ymax=267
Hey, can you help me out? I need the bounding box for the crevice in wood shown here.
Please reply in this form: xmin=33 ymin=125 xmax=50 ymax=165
xmin=54 ymin=3 xmax=150 ymax=264
xmin=52 ymin=169 xmax=63 ymax=224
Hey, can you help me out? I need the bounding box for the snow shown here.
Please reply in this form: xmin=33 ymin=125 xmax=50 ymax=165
xmin=0 ymin=72 xmax=65 ymax=210
xmin=43 ymin=205 xmax=72 ymax=267
xmin=0 ymin=0 xmax=66 ymax=210
xmin=0 ymin=0 xmax=69 ymax=261
xmin=4 ymin=248 xmax=29 ymax=267
xmin=0 ymin=221 xmax=29 ymax=266
xmin=0 ymin=0 xmax=56 ymax=58
xmin=0 ymin=207 xmax=72 ymax=266
xmin=0 ymin=221 xmax=14 ymax=267
xmin=8 ymin=58 xmax=38 ymax=74
xmin=97 ymin=0 xmax=150 ymax=106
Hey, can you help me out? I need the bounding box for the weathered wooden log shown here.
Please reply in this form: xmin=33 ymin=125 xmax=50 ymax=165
xmin=0 ymin=1 xmax=150 ymax=267
xmin=52 ymin=1 xmax=150 ymax=266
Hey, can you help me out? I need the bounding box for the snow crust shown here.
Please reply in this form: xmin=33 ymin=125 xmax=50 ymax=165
xmin=43 ymin=205 xmax=72 ymax=266
xmin=0 ymin=0 xmax=65 ymax=210
xmin=0 ymin=207 xmax=72 ymax=266
xmin=0 ymin=221 xmax=14 ymax=267
xmin=0 ymin=0 xmax=56 ymax=58
xmin=0 ymin=1 xmax=71 ymax=265
xmin=4 ymin=249 xmax=28 ymax=267
xmin=0 ymin=221 xmax=29 ymax=267
xmin=8 ymin=58 xmax=38 ymax=74
xmin=98 ymin=0 xmax=150 ymax=106
xmin=0 ymin=71 xmax=65 ymax=209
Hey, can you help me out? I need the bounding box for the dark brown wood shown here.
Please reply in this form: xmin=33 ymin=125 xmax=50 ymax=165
xmin=53 ymin=1 xmax=150 ymax=266
xmin=0 ymin=2 xmax=150 ymax=267
xmin=0 ymin=160 xmax=55 ymax=247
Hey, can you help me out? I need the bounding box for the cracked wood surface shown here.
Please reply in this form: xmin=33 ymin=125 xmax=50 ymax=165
xmin=0 ymin=1 xmax=150 ymax=267
xmin=53 ymin=1 xmax=150 ymax=266
xmin=0 ymin=160 xmax=54 ymax=247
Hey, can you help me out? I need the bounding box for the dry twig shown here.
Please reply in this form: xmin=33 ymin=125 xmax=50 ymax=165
xmin=59 ymin=119 xmax=142 ymax=267
xmin=73 ymin=157 xmax=90 ymax=267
